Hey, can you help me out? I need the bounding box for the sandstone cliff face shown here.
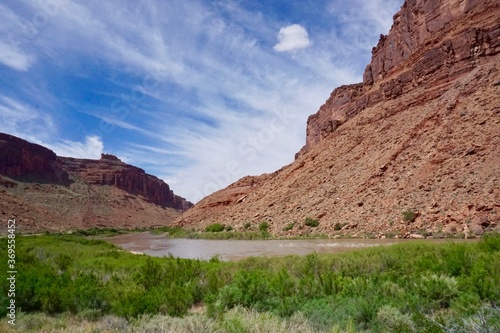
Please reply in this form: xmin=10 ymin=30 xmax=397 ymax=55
xmin=299 ymin=0 xmax=500 ymax=156
xmin=176 ymin=0 xmax=500 ymax=238
xmin=59 ymin=154 xmax=192 ymax=210
xmin=0 ymin=133 xmax=68 ymax=183
xmin=0 ymin=135 xmax=192 ymax=232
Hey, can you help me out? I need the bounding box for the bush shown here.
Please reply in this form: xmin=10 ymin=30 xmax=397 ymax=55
xmin=243 ymin=223 xmax=251 ymax=230
xmin=334 ymin=223 xmax=344 ymax=231
xmin=418 ymin=274 xmax=459 ymax=308
xmin=259 ymin=222 xmax=269 ymax=232
xmin=283 ymin=223 xmax=295 ymax=231
xmin=376 ymin=305 xmax=415 ymax=332
xmin=402 ymin=208 xmax=417 ymax=223
xmin=151 ymin=226 xmax=190 ymax=238
xmin=305 ymin=217 xmax=319 ymax=227
xmin=205 ymin=224 xmax=225 ymax=232
xmin=225 ymin=225 xmax=233 ymax=232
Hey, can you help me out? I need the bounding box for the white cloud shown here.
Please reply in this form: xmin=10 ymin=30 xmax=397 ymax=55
xmin=0 ymin=94 xmax=102 ymax=159
xmin=0 ymin=41 xmax=34 ymax=71
xmin=0 ymin=94 xmax=55 ymax=139
xmin=273 ymin=24 xmax=312 ymax=52
xmin=49 ymin=135 xmax=104 ymax=159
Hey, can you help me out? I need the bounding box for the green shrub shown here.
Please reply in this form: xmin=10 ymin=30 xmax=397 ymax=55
xmin=151 ymin=226 xmax=190 ymax=238
xmin=54 ymin=253 xmax=72 ymax=271
xmin=402 ymin=208 xmax=417 ymax=223
xmin=376 ymin=305 xmax=416 ymax=332
xmin=418 ymin=274 xmax=459 ymax=308
xmin=479 ymin=232 xmax=500 ymax=252
xmin=259 ymin=222 xmax=269 ymax=232
xmin=283 ymin=223 xmax=295 ymax=231
xmin=205 ymin=224 xmax=225 ymax=232
xmin=243 ymin=222 xmax=251 ymax=230
xmin=225 ymin=225 xmax=233 ymax=232
xmin=333 ymin=222 xmax=344 ymax=231
xmin=305 ymin=217 xmax=319 ymax=227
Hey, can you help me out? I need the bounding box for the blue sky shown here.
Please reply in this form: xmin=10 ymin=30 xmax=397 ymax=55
xmin=0 ymin=0 xmax=403 ymax=202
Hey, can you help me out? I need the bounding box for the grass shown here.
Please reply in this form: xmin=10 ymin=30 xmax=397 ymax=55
xmin=1 ymin=233 xmax=500 ymax=332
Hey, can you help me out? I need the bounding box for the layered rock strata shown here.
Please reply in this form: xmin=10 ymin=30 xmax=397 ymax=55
xmin=299 ymin=0 xmax=499 ymax=156
xmin=0 ymin=134 xmax=192 ymax=232
xmin=59 ymin=154 xmax=192 ymax=210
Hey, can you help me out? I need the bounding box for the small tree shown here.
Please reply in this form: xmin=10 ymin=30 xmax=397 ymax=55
xmin=259 ymin=222 xmax=269 ymax=232
xmin=305 ymin=217 xmax=319 ymax=227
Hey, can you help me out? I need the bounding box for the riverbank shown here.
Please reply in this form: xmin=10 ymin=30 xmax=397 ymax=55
xmin=1 ymin=233 xmax=499 ymax=332
xmin=7 ymin=224 xmax=481 ymax=241
xmin=103 ymin=231 xmax=478 ymax=261
xmin=149 ymin=225 xmax=482 ymax=241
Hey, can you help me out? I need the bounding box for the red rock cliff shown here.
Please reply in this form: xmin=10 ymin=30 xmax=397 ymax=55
xmin=0 ymin=133 xmax=192 ymax=211
xmin=59 ymin=154 xmax=192 ymax=210
xmin=298 ymin=0 xmax=500 ymax=157
xmin=0 ymin=133 xmax=68 ymax=183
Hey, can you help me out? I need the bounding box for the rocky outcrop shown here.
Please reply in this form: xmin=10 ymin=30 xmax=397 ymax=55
xmin=0 ymin=133 xmax=193 ymax=232
xmin=0 ymin=133 xmax=68 ymax=183
xmin=0 ymin=134 xmax=191 ymax=211
xmin=176 ymin=0 xmax=500 ymax=238
xmin=298 ymin=0 xmax=500 ymax=157
xmin=59 ymin=154 xmax=192 ymax=210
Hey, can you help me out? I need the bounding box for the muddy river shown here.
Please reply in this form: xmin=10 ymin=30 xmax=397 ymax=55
xmin=104 ymin=232 xmax=474 ymax=261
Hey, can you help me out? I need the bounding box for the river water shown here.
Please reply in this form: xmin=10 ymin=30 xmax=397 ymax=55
xmin=104 ymin=232 xmax=474 ymax=261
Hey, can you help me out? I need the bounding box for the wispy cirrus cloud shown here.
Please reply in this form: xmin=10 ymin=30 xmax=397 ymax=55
xmin=48 ymin=135 xmax=104 ymax=159
xmin=0 ymin=94 xmax=55 ymax=140
xmin=0 ymin=41 xmax=34 ymax=71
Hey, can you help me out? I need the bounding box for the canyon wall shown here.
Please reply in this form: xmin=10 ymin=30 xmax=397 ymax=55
xmin=59 ymin=154 xmax=192 ymax=210
xmin=175 ymin=0 xmax=500 ymax=238
xmin=299 ymin=0 xmax=499 ymax=157
xmin=0 ymin=133 xmax=68 ymax=183
xmin=0 ymin=132 xmax=191 ymax=211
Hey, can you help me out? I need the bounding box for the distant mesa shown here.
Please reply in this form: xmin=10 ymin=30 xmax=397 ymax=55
xmin=0 ymin=132 xmax=70 ymax=184
xmin=0 ymin=132 xmax=192 ymax=232
xmin=0 ymin=132 xmax=192 ymax=211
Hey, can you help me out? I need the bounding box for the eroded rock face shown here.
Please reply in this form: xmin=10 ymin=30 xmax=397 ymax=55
xmin=59 ymin=155 xmax=192 ymax=210
xmin=175 ymin=0 xmax=500 ymax=237
xmin=368 ymin=0 xmax=498 ymax=84
xmin=298 ymin=0 xmax=500 ymax=157
xmin=0 ymin=133 xmax=68 ymax=183
xmin=0 ymin=134 xmax=192 ymax=212
xmin=0 ymin=134 xmax=193 ymax=232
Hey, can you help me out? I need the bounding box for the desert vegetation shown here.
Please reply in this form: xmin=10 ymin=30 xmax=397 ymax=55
xmin=1 ymin=233 xmax=500 ymax=332
xmin=305 ymin=217 xmax=320 ymax=227
xmin=205 ymin=223 xmax=226 ymax=232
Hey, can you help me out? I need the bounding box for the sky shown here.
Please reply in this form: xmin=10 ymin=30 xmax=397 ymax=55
xmin=0 ymin=0 xmax=403 ymax=202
